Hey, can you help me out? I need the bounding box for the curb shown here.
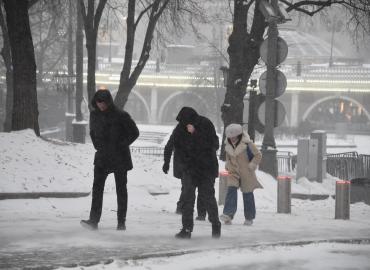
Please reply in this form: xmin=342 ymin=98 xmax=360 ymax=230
xmin=0 ymin=192 xmax=90 ymax=200
xmin=292 ymin=193 xmax=330 ymax=200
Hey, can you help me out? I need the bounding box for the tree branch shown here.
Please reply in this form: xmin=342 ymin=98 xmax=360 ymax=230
xmin=134 ymin=2 xmax=154 ymax=29
xmin=28 ymin=0 xmax=39 ymax=9
xmin=93 ymin=0 xmax=108 ymax=33
xmin=280 ymin=0 xmax=345 ymax=16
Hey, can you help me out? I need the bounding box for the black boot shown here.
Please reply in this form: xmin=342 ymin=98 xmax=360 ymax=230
xmin=117 ymin=222 xmax=126 ymax=231
xmin=175 ymin=228 xmax=191 ymax=239
xmin=195 ymin=216 xmax=206 ymax=221
xmin=212 ymin=222 xmax=221 ymax=238
xmin=80 ymin=219 xmax=98 ymax=230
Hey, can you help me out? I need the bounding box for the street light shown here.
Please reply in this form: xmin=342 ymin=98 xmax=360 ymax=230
xmin=53 ymin=70 xmax=76 ymax=141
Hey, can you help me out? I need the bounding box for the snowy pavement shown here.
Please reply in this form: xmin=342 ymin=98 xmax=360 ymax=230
xmin=1 ymin=130 xmax=370 ymax=269
xmin=1 ymin=188 xmax=370 ymax=269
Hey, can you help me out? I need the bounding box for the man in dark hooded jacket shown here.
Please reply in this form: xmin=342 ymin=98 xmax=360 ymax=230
xmin=172 ymin=106 xmax=221 ymax=239
xmin=163 ymin=127 xmax=207 ymax=220
xmin=81 ymin=89 xmax=139 ymax=231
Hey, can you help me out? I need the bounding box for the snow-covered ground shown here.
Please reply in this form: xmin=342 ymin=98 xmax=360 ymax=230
xmin=0 ymin=128 xmax=369 ymax=269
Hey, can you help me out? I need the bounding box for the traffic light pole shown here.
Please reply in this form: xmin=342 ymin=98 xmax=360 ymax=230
xmin=259 ymin=0 xmax=278 ymax=178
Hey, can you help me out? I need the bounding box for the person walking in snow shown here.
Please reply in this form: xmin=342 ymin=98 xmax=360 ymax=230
xmin=162 ymin=127 xmax=207 ymax=220
xmin=220 ymin=123 xmax=262 ymax=226
xmin=172 ymin=106 xmax=221 ymax=239
xmin=81 ymin=89 xmax=139 ymax=231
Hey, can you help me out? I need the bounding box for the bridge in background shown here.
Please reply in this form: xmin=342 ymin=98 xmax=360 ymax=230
xmin=92 ymin=62 xmax=370 ymax=134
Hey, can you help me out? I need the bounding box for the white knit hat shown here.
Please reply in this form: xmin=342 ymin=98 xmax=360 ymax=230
xmin=225 ymin=123 xmax=243 ymax=138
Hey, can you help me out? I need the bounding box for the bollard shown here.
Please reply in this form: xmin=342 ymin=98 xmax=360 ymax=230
xmin=335 ymin=180 xmax=350 ymax=220
xmin=277 ymin=176 xmax=291 ymax=214
xmin=218 ymin=171 xmax=229 ymax=205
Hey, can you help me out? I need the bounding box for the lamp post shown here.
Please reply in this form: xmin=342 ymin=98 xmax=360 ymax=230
xmin=258 ymin=0 xmax=291 ymax=178
xmin=0 ymin=76 xmax=4 ymax=132
xmin=53 ymin=71 xmax=76 ymax=141
xmin=219 ymin=66 xmax=229 ymax=160
xmin=248 ymin=79 xmax=258 ymax=142
xmin=220 ymin=66 xmax=229 ymax=89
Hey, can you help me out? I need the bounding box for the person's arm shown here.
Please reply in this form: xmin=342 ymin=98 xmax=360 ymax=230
xmin=119 ymin=111 xmax=139 ymax=146
xmin=89 ymin=112 xmax=100 ymax=150
xmin=248 ymin=142 xmax=262 ymax=170
xmin=249 ymin=142 xmax=262 ymax=165
xmin=163 ymin=132 xmax=174 ymax=165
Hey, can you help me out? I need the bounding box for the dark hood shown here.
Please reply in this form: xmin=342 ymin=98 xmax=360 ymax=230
xmin=91 ymin=89 xmax=114 ymax=110
xmin=176 ymin=107 xmax=199 ymax=125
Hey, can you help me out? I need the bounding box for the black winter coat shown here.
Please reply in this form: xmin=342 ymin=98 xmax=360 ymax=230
xmin=173 ymin=107 xmax=219 ymax=178
xmin=163 ymin=125 xmax=190 ymax=179
xmin=90 ymin=90 xmax=139 ymax=172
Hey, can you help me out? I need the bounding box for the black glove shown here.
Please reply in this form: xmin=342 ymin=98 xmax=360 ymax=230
xmin=162 ymin=162 xmax=169 ymax=174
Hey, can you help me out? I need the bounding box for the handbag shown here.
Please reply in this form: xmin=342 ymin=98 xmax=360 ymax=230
xmin=246 ymin=144 xmax=254 ymax=161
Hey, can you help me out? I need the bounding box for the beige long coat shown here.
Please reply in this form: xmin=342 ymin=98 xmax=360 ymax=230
xmin=225 ymin=132 xmax=263 ymax=193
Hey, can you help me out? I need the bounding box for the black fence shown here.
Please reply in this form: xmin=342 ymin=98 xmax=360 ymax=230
xmin=131 ymin=146 xmax=164 ymax=156
xmin=131 ymin=146 xmax=294 ymax=173
xmin=326 ymin=152 xmax=370 ymax=180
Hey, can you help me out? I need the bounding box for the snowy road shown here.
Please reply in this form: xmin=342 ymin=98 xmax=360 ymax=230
xmin=1 ymin=195 xmax=370 ymax=269
xmin=1 ymin=131 xmax=370 ymax=269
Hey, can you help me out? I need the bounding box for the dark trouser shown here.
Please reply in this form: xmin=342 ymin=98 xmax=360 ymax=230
xmin=89 ymin=166 xmax=128 ymax=224
xmin=177 ymin=178 xmax=207 ymax=217
xmin=223 ymin=186 xmax=256 ymax=220
xmin=181 ymin=172 xmax=220 ymax=231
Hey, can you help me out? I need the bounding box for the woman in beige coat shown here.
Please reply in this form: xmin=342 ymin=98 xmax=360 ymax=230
xmin=220 ymin=123 xmax=262 ymax=225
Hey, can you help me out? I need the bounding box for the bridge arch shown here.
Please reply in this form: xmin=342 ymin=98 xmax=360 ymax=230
xmin=158 ymin=91 xmax=212 ymax=123
xmin=302 ymin=95 xmax=370 ymax=122
xmin=111 ymin=89 xmax=151 ymax=122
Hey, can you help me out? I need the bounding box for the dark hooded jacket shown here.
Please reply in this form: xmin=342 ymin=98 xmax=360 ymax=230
xmin=90 ymin=89 xmax=139 ymax=172
xmin=173 ymin=107 xmax=219 ymax=178
xmin=163 ymin=124 xmax=190 ymax=179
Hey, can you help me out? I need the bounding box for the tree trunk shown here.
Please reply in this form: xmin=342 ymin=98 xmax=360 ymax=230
xmin=3 ymin=0 xmax=40 ymax=136
xmin=114 ymin=0 xmax=169 ymax=109
xmin=67 ymin=0 xmax=74 ymax=114
xmin=0 ymin=0 xmax=13 ymax=132
xmin=75 ymin=0 xmax=84 ymax=121
xmin=79 ymin=0 xmax=107 ymax=110
xmin=220 ymin=0 xmax=265 ymax=160
xmin=86 ymin=36 xmax=97 ymax=109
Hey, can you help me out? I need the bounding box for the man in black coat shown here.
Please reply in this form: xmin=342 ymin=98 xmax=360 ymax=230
xmin=162 ymin=128 xmax=207 ymax=220
xmin=81 ymin=89 xmax=139 ymax=231
xmin=172 ymin=107 xmax=221 ymax=239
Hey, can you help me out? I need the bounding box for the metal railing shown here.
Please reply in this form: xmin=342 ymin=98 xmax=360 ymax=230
xmin=130 ymin=146 xmax=294 ymax=173
xmin=131 ymin=146 xmax=164 ymax=156
xmin=277 ymin=151 xmax=294 ymax=173
xmin=326 ymin=152 xmax=370 ymax=180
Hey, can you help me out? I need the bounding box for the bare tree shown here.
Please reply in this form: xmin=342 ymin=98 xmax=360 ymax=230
xmin=0 ymin=0 xmax=12 ymax=132
xmin=3 ymin=0 xmax=40 ymax=135
xmin=79 ymin=0 xmax=108 ymax=109
xmin=113 ymin=0 xmax=206 ymax=108
xmin=1 ymin=0 xmax=60 ymax=133
xmin=220 ymin=0 xmax=370 ymax=159
xmin=30 ymin=1 xmax=69 ymax=84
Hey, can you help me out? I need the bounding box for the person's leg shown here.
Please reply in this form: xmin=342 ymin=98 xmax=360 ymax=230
xmin=176 ymin=178 xmax=185 ymax=214
xmin=89 ymin=166 xmax=109 ymax=224
xmin=114 ymin=169 xmax=128 ymax=229
xmin=181 ymin=172 xmax=196 ymax=231
xmin=243 ymin=192 xmax=256 ymax=224
xmin=198 ymin=176 xmax=221 ymax=238
xmin=196 ymin=187 xmax=206 ymax=220
xmin=176 ymin=172 xmax=196 ymax=238
xmin=222 ymin=186 xmax=238 ymax=220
